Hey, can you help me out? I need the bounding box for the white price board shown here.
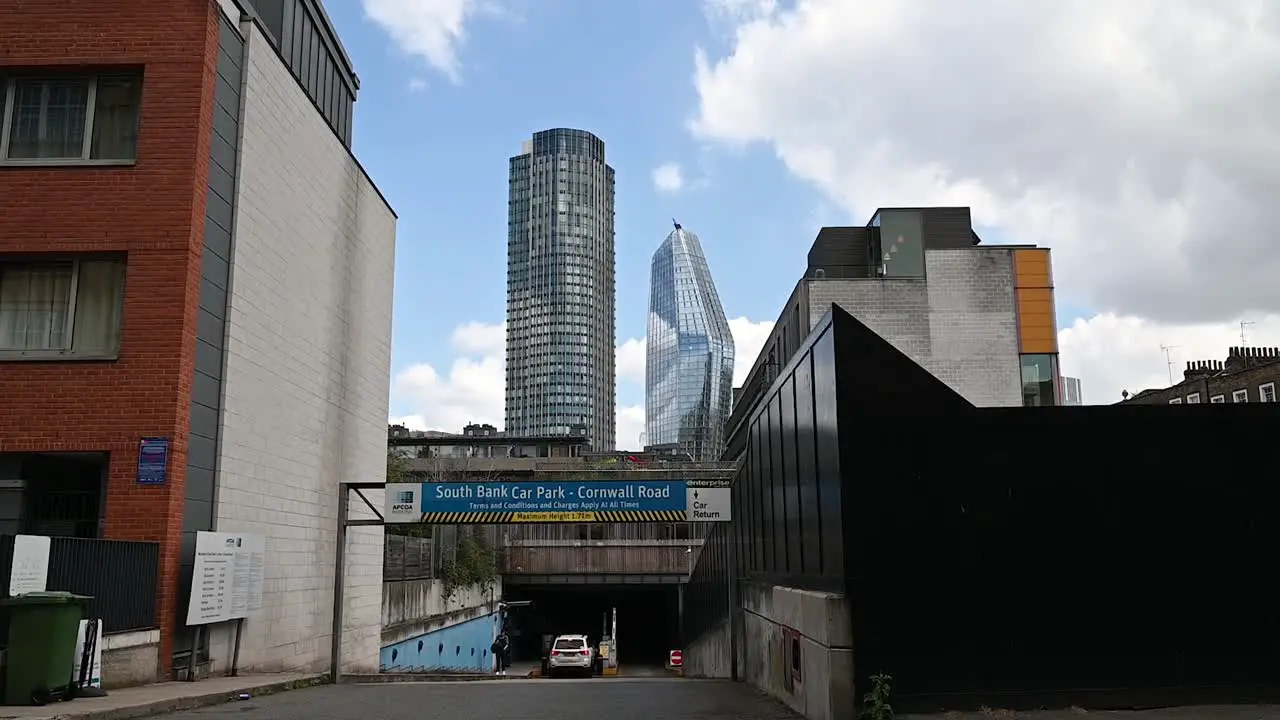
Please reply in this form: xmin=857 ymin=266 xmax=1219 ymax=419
xmin=686 ymin=487 xmax=732 ymax=522
xmin=185 ymin=531 xmax=265 ymax=626
xmin=9 ymin=534 xmax=51 ymax=596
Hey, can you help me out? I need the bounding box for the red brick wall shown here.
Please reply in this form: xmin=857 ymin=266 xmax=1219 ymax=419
xmin=0 ymin=0 xmax=221 ymax=674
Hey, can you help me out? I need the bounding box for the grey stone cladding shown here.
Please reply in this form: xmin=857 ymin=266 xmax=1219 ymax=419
xmin=806 ymin=247 xmax=1022 ymax=407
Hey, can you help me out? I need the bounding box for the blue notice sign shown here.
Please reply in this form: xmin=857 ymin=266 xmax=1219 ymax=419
xmin=137 ymin=437 xmax=170 ymax=485
xmin=421 ymin=480 xmax=686 ymax=516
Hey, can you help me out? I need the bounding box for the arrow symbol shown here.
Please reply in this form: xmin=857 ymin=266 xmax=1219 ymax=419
xmin=693 ymin=490 xmax=699 ymax=500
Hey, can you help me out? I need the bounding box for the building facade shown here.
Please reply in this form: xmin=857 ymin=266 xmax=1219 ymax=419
xmin=1061 ymin=376 xmax=1083 ymax=405
xmin=645 ymin=222 xmax=735 ymax=461
xmin=505 ymin=128 xmax=616 ymax=450
xmin=730 ymin=207 xmax=1062 ymax=427
xmin=0 ymin=0 xmax=394 ymax=680
xmin=1121 ymin=346 xmax=1280 ymax=405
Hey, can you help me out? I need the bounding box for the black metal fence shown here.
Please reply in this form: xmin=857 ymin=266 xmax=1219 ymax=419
xmin=0 ymin=535 xmax=160 ymax=634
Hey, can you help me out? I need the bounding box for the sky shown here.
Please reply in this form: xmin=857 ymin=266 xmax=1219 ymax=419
xmin=325 ymin=0 xmax=1280 ymax=445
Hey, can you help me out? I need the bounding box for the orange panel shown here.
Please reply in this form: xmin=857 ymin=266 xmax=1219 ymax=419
xmin=1016 ymin=285 xmax=1059 ymax=354
xmin=1013 ymin=249 xmax=1054 ymax=289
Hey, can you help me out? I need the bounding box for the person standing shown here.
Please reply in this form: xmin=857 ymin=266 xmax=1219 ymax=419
xmin=491 ymin=631 xmax=511 ymax=675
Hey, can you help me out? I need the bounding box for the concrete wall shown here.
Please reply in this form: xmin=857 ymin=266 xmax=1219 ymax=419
xmin=737 ymin=582 xmax=855 ymax=720
xmin=683 ymin=617 xmax=733 ymax=679
xmin=381 ymin=579 xmax=502 ymax=672
xmin=101 ymin=630 xmax=161 ymax=690
xmin=807 ymin=247 xmax=1021 ymax=407
xmin=204 ymin=15 xmax=396 ymax=675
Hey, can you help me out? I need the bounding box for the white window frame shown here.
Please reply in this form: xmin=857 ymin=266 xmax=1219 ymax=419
xmin=1169 ymin=397 xmax=1182 ymax=405
xmin=1233 ymin=389 xmax=1249 ymax=403
xmin=1209 ymin=394 xmax=1226 ymax=403
xmin=1261 ymin=382 xmax=1277 ymax=403
xmin=1186 ymin=392 xmax=1201 ymax=404
xmin=0 ymin=258 xmax=122 ymax=361
xmin=0 ymin=74 xmax=136 ymax=167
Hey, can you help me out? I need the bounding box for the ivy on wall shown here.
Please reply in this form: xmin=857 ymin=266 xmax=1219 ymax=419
xmin=441 ymin=530 xmax=498 ymax=599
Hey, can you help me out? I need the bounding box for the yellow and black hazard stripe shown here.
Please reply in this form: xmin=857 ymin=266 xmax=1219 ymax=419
xmin=419 ymin=511 xmax=517 ymax=524
xmin=417 ymin=510 xmax=687 ymax=523
xmin=595 ymin=510 xmax=685 ymax=522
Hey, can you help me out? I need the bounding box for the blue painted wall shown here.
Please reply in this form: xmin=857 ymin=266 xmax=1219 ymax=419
xmin=380 ymin=611 xmax=503 ymax=672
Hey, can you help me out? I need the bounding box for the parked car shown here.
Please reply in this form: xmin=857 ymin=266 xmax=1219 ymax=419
xmin=547 ymin=634 xmax=594 ymax=678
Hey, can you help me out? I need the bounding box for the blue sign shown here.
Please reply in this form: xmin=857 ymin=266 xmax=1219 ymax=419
xmin=417 ymin=480 xmax=688 ymax=523
xmin=137 ymin=437 xmax=170 ymax=485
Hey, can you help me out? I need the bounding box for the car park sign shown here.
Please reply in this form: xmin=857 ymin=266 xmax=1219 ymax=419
xmin=384 ymin=480 xmax=732 ymax=524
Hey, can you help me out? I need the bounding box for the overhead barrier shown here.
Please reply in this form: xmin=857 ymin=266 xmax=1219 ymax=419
xmin=384 ymin=479 xmax=732 ymax=524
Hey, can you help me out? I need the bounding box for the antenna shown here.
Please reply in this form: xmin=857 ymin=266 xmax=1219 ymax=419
xmin=672 ymin=218 xmax=682 ymax=231
xmin=1159 ymin=343 xmax=1179 ymax=386
xmin=1241 ymin=319 xmax=1255 ymax=346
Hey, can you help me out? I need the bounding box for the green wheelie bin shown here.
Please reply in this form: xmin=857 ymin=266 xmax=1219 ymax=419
xmin=1 ymin=591 xmax=91 ymax=706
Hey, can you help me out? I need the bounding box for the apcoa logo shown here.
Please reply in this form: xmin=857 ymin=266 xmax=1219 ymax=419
xmin=391 ymin=489 xmax=416 ymax=512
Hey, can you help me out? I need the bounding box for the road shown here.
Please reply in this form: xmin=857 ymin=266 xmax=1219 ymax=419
xmin=164 ymin=677 xmax=802 ymax=720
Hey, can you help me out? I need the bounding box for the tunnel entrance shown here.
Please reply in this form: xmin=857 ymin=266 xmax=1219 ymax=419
xmin=503 ymin=582 xmax=682 ymax=669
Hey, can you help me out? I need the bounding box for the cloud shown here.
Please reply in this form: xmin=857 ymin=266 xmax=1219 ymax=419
xmin=651 ymin=162 xmax=686 ymax=194
xmin=616 ymin=405 xmax=646 ymax=451
xmin=407 ymin=78 xmax=428 ymax=92
xmin=727 ymin=317 xmax=773 ymax=386
xmin=1059 ymin=314 xmax=1280 ymax=405
xmin=691 ymin=0 xmax=1280 ymax=393
xmin=393 ymin=322 xmax=737 ymax=446
xmin=362 ymin=0 xmax=493 ymax=82
xmin=616 ymin=337 xmax=647 ymax=384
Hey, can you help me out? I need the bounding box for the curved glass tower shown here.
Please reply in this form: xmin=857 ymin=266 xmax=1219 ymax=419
xmin=645 ymin=223 xmax=735 ymax=461
xmin=505 ymin=129 xmax=616 ymax=450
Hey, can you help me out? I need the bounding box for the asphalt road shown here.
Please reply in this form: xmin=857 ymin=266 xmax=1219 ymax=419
xmin=166 ymin=678 xmax=803 ymax=720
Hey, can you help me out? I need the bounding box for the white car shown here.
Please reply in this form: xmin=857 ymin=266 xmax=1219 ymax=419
xmin=547 ymin=634 xmax=594 ymax=678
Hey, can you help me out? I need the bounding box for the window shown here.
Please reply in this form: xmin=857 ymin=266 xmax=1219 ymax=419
xmin=1262 ymin=383 xmax=1277 ymax=403
xmin=1210 ymin=395 xmax=1226 ymax=403
xmin=1 ymin=72 xmax=142 ymax=164
xmin=1169 ymin=398 xmax=1182 ymax=405
xmin=1186 ymin=392 xmax=1201 ymax=404
xmin=0 ymin=258 xmax=126 ymax=359
xmin=1020 ymin=354 xmax=1058 ymax=407
xmin=1233 ymin=389 xmax=1249 ymax=403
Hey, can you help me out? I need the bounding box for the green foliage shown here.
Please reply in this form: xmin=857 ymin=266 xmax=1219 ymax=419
xmin=386 ymin=449 xmax=410 ymax=483
xmin=442 ymin=530 xmax=497 ymax=597
xmin=862 ymin=673 xmax=894 ymax=720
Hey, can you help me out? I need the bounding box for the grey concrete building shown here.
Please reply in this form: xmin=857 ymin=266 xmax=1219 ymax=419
xmin=505 ymin=129 xmax=616 ymax=450
xmin=730 ymin=207 xmax=1064 ymax=430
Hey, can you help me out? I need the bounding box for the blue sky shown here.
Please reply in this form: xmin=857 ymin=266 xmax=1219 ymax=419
xmin=319 ymin=1 xmax=1107 ymax=434
xmin=321 ymin=0 xmax=845 ymax=436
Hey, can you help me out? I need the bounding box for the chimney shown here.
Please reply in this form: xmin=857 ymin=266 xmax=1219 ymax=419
xmin=1183 ymin=359 xmax=1216 ymax=383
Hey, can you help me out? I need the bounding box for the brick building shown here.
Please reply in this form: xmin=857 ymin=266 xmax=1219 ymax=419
xmin=1121 ymin=346 xmax=1280 ymax=406
xmin=731 ymin=207 xmax=1062 ymax=418
xmin=1 ymin=0 xmax=394 ymax=680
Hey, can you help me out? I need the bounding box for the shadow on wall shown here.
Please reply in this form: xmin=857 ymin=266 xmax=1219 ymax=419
xmin=380 ymin=611 xmax=502 ymax=672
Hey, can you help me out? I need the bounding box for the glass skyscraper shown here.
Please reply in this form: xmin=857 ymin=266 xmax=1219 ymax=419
xmin=505 ymin=129 xmax=616 ymax=450
xmin=645 ymin=223 xmax=735 ymax=461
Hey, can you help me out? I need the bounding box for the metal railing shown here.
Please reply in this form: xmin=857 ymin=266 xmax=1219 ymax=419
xmin=0 ymin=535 xmax=160 ymax=634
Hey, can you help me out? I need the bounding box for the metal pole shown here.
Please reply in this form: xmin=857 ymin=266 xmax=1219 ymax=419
xmin=229 ymin=617 xmax=244 ymax=677
xmin=330 ymin=485 xmax=350 ymax=683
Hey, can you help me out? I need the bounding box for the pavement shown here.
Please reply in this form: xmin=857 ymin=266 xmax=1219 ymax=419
xmin=0 ymin=674 xmax=323 ymax=720
xmin=902 ymin=708 xmax=1280 ymax=719
xmin=146 ymin=677 xmax=801 ymax=720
